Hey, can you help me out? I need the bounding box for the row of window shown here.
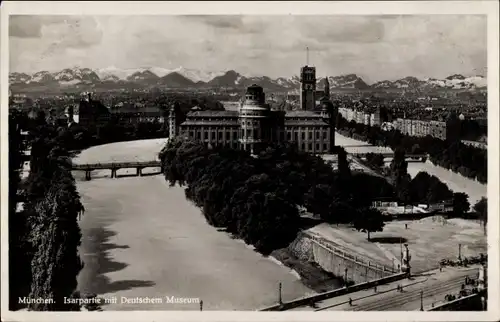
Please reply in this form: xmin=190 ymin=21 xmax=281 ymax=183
xmin=211 ymin=141 xmax=330 ymax=153
xmin=182 ymin=129 xmax=331 ymax=143
xmin=287 ymin=131 xmax=328 ymax=141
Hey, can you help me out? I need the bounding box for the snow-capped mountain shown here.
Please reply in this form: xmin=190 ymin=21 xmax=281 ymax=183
xmin=100 ymin=74 xmax=121 ymax=82
xmin=425 ymin=75 xmax=487 ymax=89
xmin=95 ymin=66 xmax=225 ymax=83
xmin=9 ymin=67 xmax=487 ymax=92
xmin=157 ymin=72 xmax=195 ymax=87
xmin=207 ymin=70 xmax=243 ymax=87
xmin=317 ymin=74 xmax=370 ymax=89
xmin=53 ymin=67 xmax=100 ymax=83
xmin=174 ymin=67 xmax=226 ymax=83
xmin=275 ymin=76 xmax=301 ymax=89
xmin=372 ymin=74 xmax=487 ymax=90
xmin=10 ymin=72 xmax=32 ymax=84
xmin=95 ymin=66 xmax=138 ymax=81
xmin=30 ymin=71 xmax=55 ymax=83
xmin=126 ymin=70 xmax=160 ymax=83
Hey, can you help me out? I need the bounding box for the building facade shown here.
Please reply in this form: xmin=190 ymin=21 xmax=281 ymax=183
xmin=78 ymin=93 xmax=111 ymax=129
xmin=395 ymin=118 xmax=448 ymax=140
xmin=338 ymin=106 xmax=381 ymax=127
xmin=109 ymin=105 xmax=165 ymax=126
xmin=173 ymin=67 xmax=337 ymax=155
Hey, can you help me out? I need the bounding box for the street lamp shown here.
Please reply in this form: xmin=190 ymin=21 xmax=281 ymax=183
xmin=278 ymin=282 xmax=283 ymax=305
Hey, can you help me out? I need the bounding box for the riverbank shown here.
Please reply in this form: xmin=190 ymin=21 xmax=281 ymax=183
xmin=335 ymin=132 xmax=487 ymax=205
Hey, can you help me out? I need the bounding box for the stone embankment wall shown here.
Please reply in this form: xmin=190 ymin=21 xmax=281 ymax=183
xmin=289 ymin=232 xmax=396 ymax=284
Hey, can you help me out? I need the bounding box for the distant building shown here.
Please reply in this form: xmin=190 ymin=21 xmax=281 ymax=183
xmin=109 ymin=105 xmax=165 ymax=125
xmin=65 ymin=104 xmax=79 ymax=126
xmin=172 ymin=66 xmax=338 ymax=155
xmin=429 ymin=120 xmax=447 ymax=140
xmin=78 ymin=93 xmax=111 ymax=129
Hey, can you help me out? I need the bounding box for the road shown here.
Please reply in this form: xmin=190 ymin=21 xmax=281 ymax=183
xmin=350 ymin=270 xmax=478 ymax=311
xmin=288 ymin=266 xmax=479 ymax=311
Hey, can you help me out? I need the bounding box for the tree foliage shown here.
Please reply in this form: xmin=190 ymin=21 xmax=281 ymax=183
xmin=8 ymin=110 xmax=32 ymax=310
xmin=353 ymin=208 xmax=386 ymax=241
xmin=452 ymin=192 xmax=470 ymax=216
xmin=159 ymin=139 xmax=389 ymax=252
xmin=20 ymin=118 xmax=84 ymax=311
xmin=473 ymin=197 xmax=487 ymax=235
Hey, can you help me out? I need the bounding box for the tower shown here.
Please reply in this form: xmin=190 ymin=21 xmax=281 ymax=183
xmin=168 ymin=103 xmax=177 ymax=139
xmin=239 ymin=84 xmax=270 ymax=155
xmin=320 ymin=96 xmax=337 ymax=153
xmin=324 ymin=76 xmax=330 ymax=99
xmin=300 ymin=47 xmax=316 ymax=110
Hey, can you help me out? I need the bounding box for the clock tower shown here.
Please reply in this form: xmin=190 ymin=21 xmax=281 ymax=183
xmin=300 ymin=47 xmax=316 ymax=110
xmin=300 ymin=66 xmax=316 ymax=110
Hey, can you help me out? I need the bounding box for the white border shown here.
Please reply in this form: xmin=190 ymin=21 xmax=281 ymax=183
xmin=1 ymin=1 xmax=499 ymax=322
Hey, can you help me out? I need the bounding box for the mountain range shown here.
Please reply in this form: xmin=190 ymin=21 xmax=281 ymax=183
xmin=9 ymin=66 xmax=487 ymax=92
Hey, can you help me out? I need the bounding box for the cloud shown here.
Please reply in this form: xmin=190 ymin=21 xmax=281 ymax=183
xmin=10 ymin=15 xmax=103 ymax=48
xmin=8 ymin=15 xmax=487 ymax=81
xmin=9 ymin=16 xmax=43 ymax=38
xmin=301 ymin=16 xmax=385 ymax=44
xmin=184 ymin=15 xmax=244 ymax=30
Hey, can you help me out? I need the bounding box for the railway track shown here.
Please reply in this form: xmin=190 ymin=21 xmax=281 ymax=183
xmin=350 ymin=273 xmax=476 ymax=311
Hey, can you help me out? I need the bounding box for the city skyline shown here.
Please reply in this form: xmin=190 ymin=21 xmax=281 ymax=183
xmin=9 ymin=15 xmax=487 ymax=83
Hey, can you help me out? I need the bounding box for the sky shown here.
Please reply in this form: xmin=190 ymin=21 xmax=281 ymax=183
xmin=9 ymin=15 xmax=487 ymax=83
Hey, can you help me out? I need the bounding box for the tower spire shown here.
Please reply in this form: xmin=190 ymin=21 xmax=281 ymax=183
xmin=306 ymin=47 xmax=309 ymax=66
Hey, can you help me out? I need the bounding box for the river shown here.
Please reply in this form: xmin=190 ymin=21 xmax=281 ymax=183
xmin=334 ymin=133 xmax=487 ymax=205
xmin=74 ymin=139 xmax=313 ymax=311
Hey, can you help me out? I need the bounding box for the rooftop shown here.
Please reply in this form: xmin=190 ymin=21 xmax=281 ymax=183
xmin=285 ymin=110 xmax=323 ymax=118
xmin=187 ymin=110 xmax=239 ymax=118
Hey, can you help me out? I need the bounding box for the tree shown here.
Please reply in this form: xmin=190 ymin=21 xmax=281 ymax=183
xmin=409 ymin=172 xmax=432 ymax=204
xmin=411 ymin=143 xmax=423 ymax=155
xmin=452 ymin=192 xmax=470 ymax=216
xmin=390 ymin=147 xmax=408 ymax=186
xmin=353 ymin=208 xmax=386 ymax=241
xmin=23 ymin=121 xmax=84 ymax=311
xmin=473 ymin=197 xmax=487 ymax=235
xmin=8 ymin=110 xmax=32 ymax=310
xmin=397 ymin=175 xmax=412 ymax=205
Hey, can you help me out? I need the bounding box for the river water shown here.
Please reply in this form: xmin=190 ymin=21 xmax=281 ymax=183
xmin=334 ymin=133 xmax=487 ymax=205
xmin=74 ymin=139 xmax=313 ymax=311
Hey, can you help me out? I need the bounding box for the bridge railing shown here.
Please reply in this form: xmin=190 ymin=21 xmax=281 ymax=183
xmin=306 ymin=233 xmax=396 ymax=273
xmin=72 ymin=160 xmax=161 ymax=170
xmin=351 ymin=153 xmax=427 ymax=158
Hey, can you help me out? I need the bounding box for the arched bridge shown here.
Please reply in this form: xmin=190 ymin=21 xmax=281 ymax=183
xmin=72 ymin=160 xmax=161 ymax=180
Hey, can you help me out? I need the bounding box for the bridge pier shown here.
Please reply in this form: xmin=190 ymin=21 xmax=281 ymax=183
xmin=85 ymin=170 xmax=91 ymax=181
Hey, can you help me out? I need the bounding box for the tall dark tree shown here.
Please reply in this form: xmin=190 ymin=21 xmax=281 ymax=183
xmin=8 ymin=110 xmax=32 ymax=310
xmin=452 ymin=192 xmax=470 ymax=217
xmin=353 ymin=208 xmax=386 ymax=241
xmin=23 ymin=121 xmax=84 ymax=311
xmin=473 ymin=197 xmax=487 ymax=236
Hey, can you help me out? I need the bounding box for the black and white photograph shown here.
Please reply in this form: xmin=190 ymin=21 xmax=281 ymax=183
xmin=2 ymin=1 xmax=499 ymax=321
